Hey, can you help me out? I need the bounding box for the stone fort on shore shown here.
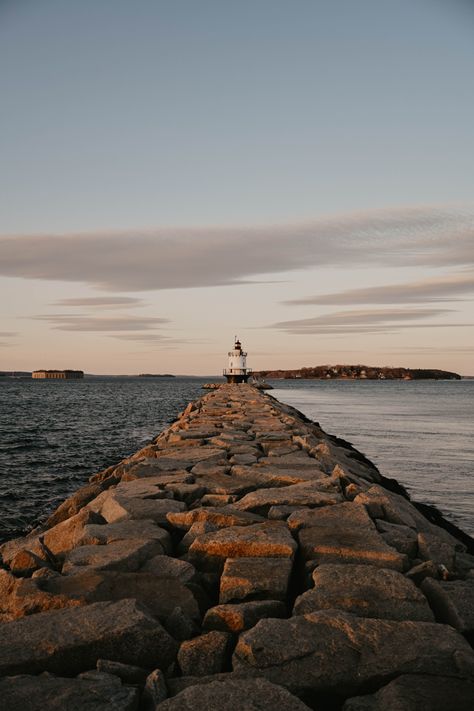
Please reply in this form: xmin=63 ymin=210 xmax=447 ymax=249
xmin=0 ymin=383 xmax=473 ymax=710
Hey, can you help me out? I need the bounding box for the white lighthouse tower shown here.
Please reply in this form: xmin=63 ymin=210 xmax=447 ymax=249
xmin=223 ymin=337 xmax=252 ymax=383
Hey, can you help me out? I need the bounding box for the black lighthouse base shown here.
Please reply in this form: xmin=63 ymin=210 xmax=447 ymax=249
xmin=224 ymin=373 xmax=250 ymax=384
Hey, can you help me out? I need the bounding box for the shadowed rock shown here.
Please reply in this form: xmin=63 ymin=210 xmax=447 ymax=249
xmin=62 ymin=538 xmax=164 ymax=574
xmin=0 ymin=672 xmax=138 ymax=711
xmin=421 ymin=578 xmax=474 ymax=636
xmin=0 ymin=599 xmax=177 ymax=676
xmin=157 ymin=678 xmax=312 ymax=710
xmin=42 ymin=570 xmax=200 ymax=622
xmin=342 ymin=674 xmax=474 ymax=711
xmin=375 ymin=519 xmax=418 ymax=557
xmin=140 ymin=554 xmax=196 ymax=583
xmin=177 ymin=631 xmax=231 ymax=676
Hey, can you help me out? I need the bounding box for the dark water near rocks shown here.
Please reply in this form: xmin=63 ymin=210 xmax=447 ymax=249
xmin=0 ymin=377 xmax=472 ymax=542
xmin=0 ymin=377 xmax=207 ymax=542
xmin=272 ymin=379 xmax=474 ymax=536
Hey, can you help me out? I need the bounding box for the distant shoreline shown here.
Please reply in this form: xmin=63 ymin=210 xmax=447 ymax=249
xmin=255 ymin=365 xmax=461 ymax=381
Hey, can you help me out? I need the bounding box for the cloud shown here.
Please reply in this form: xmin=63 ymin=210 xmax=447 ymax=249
xmin=380 ymin=346 xmax=474 ymax=354
xmin=268 ymin=307 xmax=474 ymax=335
xmin=31 ymin=314 xmax=169 ymax=332
xmin=53 ymin=297 xmax=145 ymax=308
xmin=0 ymin=332 xmax=17 ymax=347
xmin=284 ymin=271 xmax=474 ymax=306
xmin=0 ymin=205 xmax=473 ymax=291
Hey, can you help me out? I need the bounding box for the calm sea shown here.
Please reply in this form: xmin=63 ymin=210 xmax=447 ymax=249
xmin=0 ymin=376 xmax=472 ymax=542
xmin=271 ymin=379 xmax=473 ymax=536
xmin=0 ymin=377 xmax=206 ymax=542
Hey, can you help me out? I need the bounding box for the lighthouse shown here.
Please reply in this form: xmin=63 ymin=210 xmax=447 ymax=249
xmin=223 ymin=337 xmax=252 ymax=383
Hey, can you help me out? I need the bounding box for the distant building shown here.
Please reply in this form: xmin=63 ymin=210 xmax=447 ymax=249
xmin=32 ymin=370 xmax=84 ymax=379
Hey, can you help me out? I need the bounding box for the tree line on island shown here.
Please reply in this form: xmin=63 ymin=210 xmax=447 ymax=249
xmin=253 ymin=365 xmax=461 ymax=380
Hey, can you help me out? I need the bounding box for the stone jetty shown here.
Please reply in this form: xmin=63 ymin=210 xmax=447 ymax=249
xmin=1 ymin=384 xmax=474 ymax=710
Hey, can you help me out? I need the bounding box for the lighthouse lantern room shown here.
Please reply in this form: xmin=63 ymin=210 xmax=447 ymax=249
xmin=223 ymin=337 xmax=252 ymax=383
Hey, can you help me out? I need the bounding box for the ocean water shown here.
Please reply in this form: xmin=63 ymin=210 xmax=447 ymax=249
xmin=0 ymin=376 xmax=472 ymax=543
xmin=0 ymin=376 xmax=207 ymax=542
xmin=271 ymin=379 xmax=474 ymax=536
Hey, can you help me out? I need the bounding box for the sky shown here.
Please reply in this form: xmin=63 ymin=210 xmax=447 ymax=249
xmin=0 ymin=0 xmax=473 ymax=375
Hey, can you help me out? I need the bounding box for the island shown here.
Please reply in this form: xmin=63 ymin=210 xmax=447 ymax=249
xmin=253 ymin=365 xmax=461 ymax=380
xmin=138 ymin=373 xmax=175 ymax=378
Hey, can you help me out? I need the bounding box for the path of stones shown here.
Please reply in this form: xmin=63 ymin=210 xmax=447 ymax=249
xmin=1 ymin=384 xmax=473 ymax=710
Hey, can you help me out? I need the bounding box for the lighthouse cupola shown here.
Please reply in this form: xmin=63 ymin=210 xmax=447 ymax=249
xmin=223 ymin=337 xmax=252 ymax=384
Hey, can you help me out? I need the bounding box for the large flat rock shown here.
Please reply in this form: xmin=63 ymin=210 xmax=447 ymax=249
xmin=231 ymin=465 xmax=327 ymax=488
xmin=158 ymin=678 xmax=311 ymax=710
xmin=287 ymin=502 xmax=374 ymax=532
xmin=298 ymin=521 xmax=407 ymax=571
xmin=167 ymin=507 xmax=264 ymax=531
xmin=191 ymin=471 xmax=256 ymax=496
xmin=293 ymin=563 xmax=434 ymax=621
xmin=235 ymin=481 xmax=342 ymax=513
xmin=233 ymin=610 xmax=474 ymax=700
xmin=188 ymin=521 xmax=297 ymax=570
xmin=0 ymin=598 xmax=177 ymax=676
xmin=0 ymin=673 xmax=138 ymax=711
xmin=298 ymin=526 xmax=407 ymax=571
xmin=115 ymin=458 xmax=193 ymax=481
xmin=79 ymin=519 xmax=171 ymax=551
xmin=220 ymin=556 xmax=293 ymax=603
xmin=154 ymin=445 xmax=228 ymax=465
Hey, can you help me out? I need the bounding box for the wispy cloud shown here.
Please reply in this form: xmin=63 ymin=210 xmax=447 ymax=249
xmin=268 ymin=307 xmax=473 ymax=335
xmin=0 ymin=332 xmax=17 ymax=348
xmin=1 ymin=205 xmax=473 ymax=291
xmin=108 ymin=333 xmax=192 ymax=349
xmin=53 ymin=296 xmax=145 ymax=308
xmin=31 ymin=314 xmax=169 ymax=332
xmin=284 ymin=271 xmax=474 ymax=306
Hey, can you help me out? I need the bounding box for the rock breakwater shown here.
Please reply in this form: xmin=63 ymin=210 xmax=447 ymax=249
xmin=1 ymin=384 xmax=473 ymax=710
